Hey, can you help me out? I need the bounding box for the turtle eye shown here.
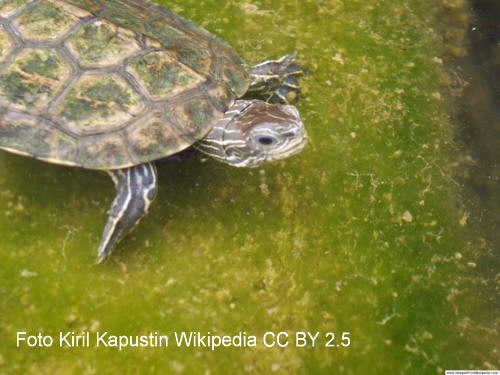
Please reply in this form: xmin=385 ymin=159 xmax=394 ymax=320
xmin=256 ymin=135 xmax=277 ymax=146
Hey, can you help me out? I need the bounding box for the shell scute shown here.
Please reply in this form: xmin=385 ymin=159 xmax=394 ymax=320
xmin=0 ymin=112 xmax=43 ymax=154
xmin=103 ymin=0 xmax=156 ymax=22
xmin=126 ymin=112 xmax=189 ymax=162
xmin=0 ymin=49 xmax=71 ymax=111
xmin=60 ymin=0 xmax=102 ymax=14
xmin=176 ymin=44 xmax=213 ymax=77
xmin=147 ymin=19 xmax=198 ymax=47
xmin=54 ymin=74 xmax=145 ymax=134
xmin=0 ymin=0 xmax=31 ymax=18
xmin=66 ymin=19 xmax=142 ymax=68
xmin=204 ymin=84 xmax=233 ymax=112
xmin=99 ymin=1 xmax=152 ymax=36
xmin=165 ymin=98 xmax=220 ymax=143
xmin=13 ymin=0 xmax=82 ymax=41
xmin=127 ymin=50 xmax=204 ymax=100
xmin=220 ymin=60 xmax=249 ymax=98
xmin=145 ymin=20 xmax=213 ymax=76
xmin=78 ymin=133 xmax=131 ymax=169
xmin=0 ymin=112 xmax=78 ymax=162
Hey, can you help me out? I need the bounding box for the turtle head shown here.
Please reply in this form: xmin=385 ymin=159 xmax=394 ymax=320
xmin=196 ymin=100 xmax=307 ymax=167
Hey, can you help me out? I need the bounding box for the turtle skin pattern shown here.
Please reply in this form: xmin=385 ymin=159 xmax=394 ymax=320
xmin=0 ymin=0 xmax=249 ymax=169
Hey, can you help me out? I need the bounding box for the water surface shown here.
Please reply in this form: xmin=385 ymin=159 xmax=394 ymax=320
xmin=0 ymin=0 xmax=497 ymax=374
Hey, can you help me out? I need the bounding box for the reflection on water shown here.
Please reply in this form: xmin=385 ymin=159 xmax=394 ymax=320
xmin=456 ymin=0 xmax=499 ymax=247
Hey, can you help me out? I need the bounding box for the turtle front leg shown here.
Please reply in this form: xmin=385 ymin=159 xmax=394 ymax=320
xmin=96 ymin=162 xmax=158 ymax=264
xmin=248 ymin=54 xmax=302 ymax=104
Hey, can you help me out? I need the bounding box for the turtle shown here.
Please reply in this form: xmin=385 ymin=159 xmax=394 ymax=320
xmin=0 ymin=0 xmax=307 ymax=263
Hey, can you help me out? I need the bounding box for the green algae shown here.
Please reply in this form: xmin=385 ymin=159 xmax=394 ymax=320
xmin=0 ymin=0 xmax=497 ymax=374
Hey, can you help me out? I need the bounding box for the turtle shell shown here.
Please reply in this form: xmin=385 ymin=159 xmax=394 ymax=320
xmin=0 ymin=0 xmax=249 ymax=169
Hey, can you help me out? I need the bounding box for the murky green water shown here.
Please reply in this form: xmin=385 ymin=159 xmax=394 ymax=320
xmin=0 ymin=0 xmax=497 ymax=374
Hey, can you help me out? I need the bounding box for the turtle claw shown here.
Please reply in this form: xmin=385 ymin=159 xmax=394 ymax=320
xmin=248 ymin=54 xmax=303 ymax=104
xmin=95 ymin=249 xmax=109 ymax=265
